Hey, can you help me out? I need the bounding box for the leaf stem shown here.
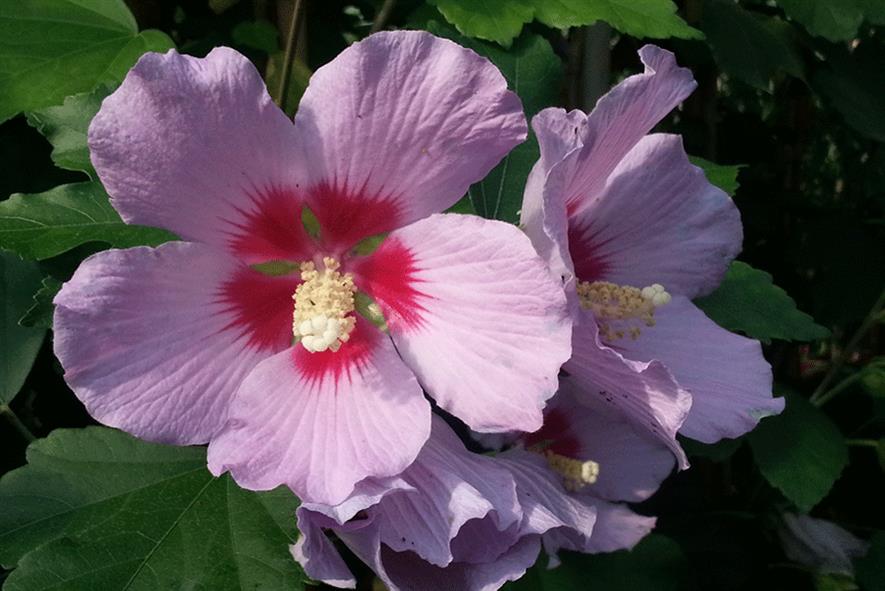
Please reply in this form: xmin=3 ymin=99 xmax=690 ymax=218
xmin=845 ymin=438 xmax=879 ymax=448
xmin=809 ymin=286 xmax=885 ymax=405
xmin=277 ymin=0 xmax=307 ymax=110
xmin=370 ymin=0 xmax=397 ymax=34
xmin=0 ymin=404 xmax=35 ymax=443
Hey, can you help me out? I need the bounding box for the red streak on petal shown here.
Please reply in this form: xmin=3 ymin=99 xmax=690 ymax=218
xmin=351 ymin=237 xmax=428 ymax=331
xmin=293 ymin=318 xmax=378 ymax=386
xmin=568 ymin=220 xmax=612 ymax=283
xmin=217 ymin=266 xmax=298 ymax=353
xmin=225 ymin=185 xmax=313 ymax=264
xmin=309 ymin=182 xmax=403 ymax=251
xmin=522 ymin=408 xmax=581 ymax=458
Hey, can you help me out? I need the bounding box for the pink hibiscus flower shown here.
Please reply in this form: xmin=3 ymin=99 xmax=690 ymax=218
xmin=520 ymin=45 xmax=783 ymax=466
xmin=53 ymin=31 xmax=572 ymax=505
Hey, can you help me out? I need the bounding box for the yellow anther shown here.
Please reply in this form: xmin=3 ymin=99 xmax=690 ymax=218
xmin=577 ymin=280 xmax=671 ymax=341
xmin=543 ymin=450 xmax=600 ymax=492
xmin=292 ymin=257 xmax=357 ymax=353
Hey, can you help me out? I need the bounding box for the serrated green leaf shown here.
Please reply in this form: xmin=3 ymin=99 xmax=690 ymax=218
xmin=533 ymin=0 xmax=702 ymax=41
xmin=689 ymin=156 xmax=742 ymax=197
xmin=427 ymin=0 xmax=534 ymax=48
xmin=0 ymin=0 xmax=174 ymax=123
xmin=702 ymin=0 xmax=805 ymax=91
xmin=0 ymin=427 xmax=305 ymax=590
xmin=695 ymin=261 xmax=830 ymax=344
xmin=0 ymin=252 xmax=46 ymax=406
xmin=776 ymin=0 xmax=864 ymax=42
xmin=420 ymin=18 xmax=561 ymax=223
xmin=749 ymin=394 xmax=847 ymax=512
xmin=0 ymin=181 xmax=175 ymax=260
xmin=25 ymin=86 xmax=111 ymax=178
xmin=18 ymin=276 xmax=61 ymax=330
xmin=855 ymin=531 xmax=885 ymax=591
xmin=426 ymin=0 xmax=700 ymax=48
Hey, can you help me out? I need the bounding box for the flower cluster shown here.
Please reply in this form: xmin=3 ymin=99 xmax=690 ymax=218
xmin=54 ymin=30 xmax=782 ymax=590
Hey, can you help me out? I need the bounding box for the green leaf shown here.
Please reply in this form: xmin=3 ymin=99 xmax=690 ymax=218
xmin=814 ymin=44 xmax=885 ymax=143
xmin=423 ymin=19 xmax=562 ymax=223
xmin=426 ymin=0 xmax=700 ymax=48
xmin=0 ymin=427 xmax=305 ymax=589
xmin=749 ymin=393 xmax=848 ymax=512
xmin=25 ymin=86 xmax=111 ymax=178
xmin=0 ymin=0 xmax=174 ymax=123
xmin=232 ymin=19 xmax=279 ymax=54
xmin=533 ymin=0 xmax=703 ymax=41
xmin=857 ymin=0 xmax=885 ymax=24
xmin=855 ymin=531 xmax=885 ymax=591
xmin=0 ymin=252 xmax=46 ymax=405
xmin=426 ymin=0 xmax=534 ymax=48
xmin=507 ymin=535 xmax=689 ymax=591
xmin=0 ymin=181 xmax=175 ymax=260
xmin=689 ymin=156 xmax=742 ymax=197
xmin=695 ymin=261 xmax=830 ymax=344
xmin=776 ymin=0 xmax=864 ymax=42
xmin=702 ymin=0 xmax=805 ymax=91
xmin=18 ymin=276 xmax=62 ymax=330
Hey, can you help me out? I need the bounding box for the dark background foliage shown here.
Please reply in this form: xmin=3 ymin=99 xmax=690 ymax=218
xmin=1 ymin=1 xmax=884 ymax=590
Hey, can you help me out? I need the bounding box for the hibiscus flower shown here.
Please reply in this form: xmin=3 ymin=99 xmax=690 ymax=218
xmin=53 ymin=31 xmax=572 ymax=505
xmin=520 ymin=45 xmax=783 ymax=466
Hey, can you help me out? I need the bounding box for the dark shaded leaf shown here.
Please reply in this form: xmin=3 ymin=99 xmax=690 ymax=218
xmin=18 ymin=276 xmax=61 ymax=330
xmin=702 ymin=0 xmax=804 ymax=90
xmin=749 ymin=394 xmax=847 ymax=512
xmin=0 ymin=252 xmax=46 ymax=405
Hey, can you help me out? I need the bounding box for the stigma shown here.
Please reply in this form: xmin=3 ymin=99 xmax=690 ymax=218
xmin=577 ymin=280 xmax=671 ymax=341
xmin=292 ymin=257 xmax=357 ymax=353
xmin=543 ymin=450 xmax=600 ymax=492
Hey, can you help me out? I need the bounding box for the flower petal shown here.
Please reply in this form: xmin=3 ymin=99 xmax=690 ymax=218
xmin=522 ymin=45 xmax=697 ymax=286
xmin=340 ymin=527 xmax=541 ymax=591
xmin=544 ymin=497 xmax=655 ymax=557
xmin=89 ymin=47 xmax=307 ymax=257
xmin=524 ymin=384 xmax=676 ymax=503
xmin=290 ymin=510 xmax=357 ymax=589
xmin=294 ymin=30 xmax=526 ymax=238
xmin=352 ymin=213 xmax=572 ymax=433
xmin=567 ymin=134 xmax=741 ymax=298
xmin=206 ymin=319 xmax=430 ymax=505
xmin=556 ymin=45 xmax=696 ymax=216
xmin=565 ymin=311 xmax=691 ymax=468
xmin=53 ymin=242 xmax=280 ymax=444
xmin=615 ymin=297 xmax=780 ymax=443
xmin=370 ymin=416 xmax=521 ymax=567
xmin=498 ymin=450 xmax=597 ymax=540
